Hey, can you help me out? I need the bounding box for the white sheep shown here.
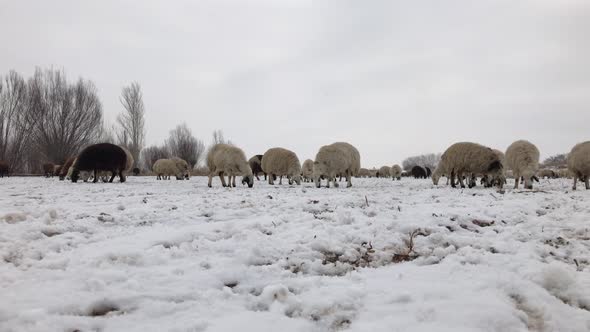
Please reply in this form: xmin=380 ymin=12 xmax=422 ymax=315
xmin=153 ymin=159 xmax=181 ymax=180
xmin=505 ymin=140 xmax=540 ymax=189
xmin=121 ymin=146 xmax=134 ymax=174
xmin=313 ymin=142 xmax=360 ymax=188
xmin=567 ymin=141 xmax=590 ymax=190
xmin=358 ymin=168 xmax=370 ymax=178
xmin=378 ymin=166 xmax=391 ymax=178
xmin=302 ymin=159 xmax=314 ymax=182
xmin=432 ymin=142 xmax=504 ymax=188
xmin=172 ymin=157 xmax=190 ymax=180
xmin=261 ymin=148 xmax=302 ymax=185
xmin=207 ymin=143 xmax=254 ymax=188
xmin=390 ymin=164 xmax=402 ymax=180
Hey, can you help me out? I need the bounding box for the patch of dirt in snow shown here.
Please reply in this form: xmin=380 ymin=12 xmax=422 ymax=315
xmin=1 ymin=177 xmax=590 ymax=331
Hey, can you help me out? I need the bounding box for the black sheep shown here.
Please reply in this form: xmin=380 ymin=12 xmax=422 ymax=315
xmin=0 ymin=161 xmax=9 ymax=178
xmin=411 ymin=165 xmax=427 ymax=179
xmin=132 ymin=167 xmax=140 ymax=176
xmin=249 ymin=154 xmax=266 ymax=181
xmin=71 ymin=143 xmax=127 ymax=183
xmin=425 ymin=167 xmax=432 ymax=178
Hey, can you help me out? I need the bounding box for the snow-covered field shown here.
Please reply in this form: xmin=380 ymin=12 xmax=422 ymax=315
xmin=1 ymin=176 xmax=589 ymax=332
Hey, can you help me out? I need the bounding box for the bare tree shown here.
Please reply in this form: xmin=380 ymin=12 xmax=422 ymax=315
xmin=0 ymin=71 xmax=37 ymax=172
xmin=141 ymin=145 xmax=170 ymax=170
xmin=402 ymin=153 xmax=441 ymax=171
xmin=542 ymin=154 xmax=567 ymax=168
xmin=98 ymin=122 xmax=117 ymax=144
xmin=211 ymin=129 xmax=231 ymax=145
xmin=167 ymin=123 xmax=206 ymax=168
xmin=29 ymin=68 xmax=103 ymax=164
xmin=117 ymin=82 xmax=145 ymax=167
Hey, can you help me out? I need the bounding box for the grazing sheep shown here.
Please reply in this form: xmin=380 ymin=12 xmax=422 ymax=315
xmin=390 ymin=164 xmax=402 ymax=180
xmin=505 ymin=140 xmax=540 ymax=189
xmin=153 ymin=159 xmax=181 ymax=180
xmin=302 ymin=159 xmax=314 ymax=182
xmin=378 ymin=166 xmax=391 ymax=178
xmin=207 ymin=143 xmax=254 ymax=188
xmin=172 ymin=157 xmax=190 ymax=180
xmin=59 ymin=157 xmax=75 ymax=180
xmin=567 ymin=141 xmax=590 ymax=190
xmin=42 ymin=163 xmax=55 ymax=177
xmin=0 ymin=161 xmax=9 ymax=178
xmin=132 ymin=167 xmax=140 ymax=176
xmin=432 ymin=142 xmax=504 ymax=188
xmin=53 ymin=164 xmax=62 ymax=177
xmin=557 ymin=168 xmax=571 ymax=179
xmin=120 ymin=146 xmax=135 ymax=175
xmin=248 ymin=155 xmax=266 ymax=181
xmin=411 ymin=166 xmax=427 ymax=179
xmin=313 ymin=142 xmax=360 ymax=188
xmin=261 ymin=148 xmax=302 ymax=185
xmin=67 ymin=159 xmax=91 ymax=182
xmin=537 ymin=169 xmax=556 ymax=179
xmin=71 ymin=143 xmax=128 ymax=183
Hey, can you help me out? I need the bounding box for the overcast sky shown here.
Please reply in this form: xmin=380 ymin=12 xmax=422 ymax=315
xmin=1 ymin=0 xmax=588 ymax=167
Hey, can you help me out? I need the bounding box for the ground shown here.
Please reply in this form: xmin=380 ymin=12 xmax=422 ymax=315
xmin=1 ymin=176 xmax=589 ymax=332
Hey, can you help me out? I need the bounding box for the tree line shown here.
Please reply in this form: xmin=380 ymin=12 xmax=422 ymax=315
xmin=0 ymin=68 xmax=221 ymax=174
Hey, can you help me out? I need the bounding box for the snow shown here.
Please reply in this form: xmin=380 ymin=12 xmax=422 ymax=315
xmin=1 ymin=176 xmax=590 ymax=331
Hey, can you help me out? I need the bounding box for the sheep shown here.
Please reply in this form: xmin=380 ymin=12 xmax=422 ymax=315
xmin=0 ymin=161 xmax=9 ymax=178
xmin=248 ymin=155 xmax=266 ymax=181
xmin=121 ymin=146 xmax=134 ymax=175
xmin=358 ymin=168 xmax=370 ymax=178
xmin=66 ymin=159 xmax=91 ymax=182
xmin=505 ymin=140 xmax=540 ymax=190
xmin=432 ymin=142 xmax=504 ymax=189
xmin=313 ymin=142 xmax=360 ymax=188
xmin=53 ymin=164 xmax=62 ymax=177
xmin=567 ymin=141 xmax=590 ymax=190
xmin=42 ymin=163 xmax=55 ymax=177
xmin=59 ymin=157 xmax=75 ymax=180
xmin=302 ymin=159 xmax=314 ymax=182
xmin=172 ymin=157 xmax=190 ymax=180
xmin=132 ymin=167 xmax=140 ymax=176
xmin=378 ymin=166 xmax=391 ymax=178
xmin=557 ymin=168 xmax=572 ymax=179
xmin=71 ymin=143 xmax=128 ymax=183
xmin=411 ymin=166 xmax=427 ymax=179
xmin=153 ymin=159 xmax=181 ymax=180
xmin=537 ymin=169 xmax=556 ymax=179
xmin=261 ymin=148 xmax=302 ymax=185
xmin=207 ymin=143 xmax=254 ymax=188
xmin=390 ymin=164 xmax=402 ymax=180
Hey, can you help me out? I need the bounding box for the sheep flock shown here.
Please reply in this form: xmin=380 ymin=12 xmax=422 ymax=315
xmin=3 ymin=139 xmax=590 ymax=191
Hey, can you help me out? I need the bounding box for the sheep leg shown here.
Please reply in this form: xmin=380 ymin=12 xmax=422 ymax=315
xmin=514 ymin=175 xmax=519 ymax=189
xmin=279 ymin=176 xmax=283 ymax=185
xmin=93 ymin=169 xmax=98 ymax=183
xmin=346 ymin=171 xmax=352 ymax=188
xmin=232 ymin=175 xmax=236 ymax=187
xmin=219 ymin=172 xmax=228 ymax=187
xmin=457 ymin=172 xmax=465 ymax=188
xmin=208 ymin=172 xmax=214 ymax=187
xmin=268 ymin=174 xmax=273 ymax=185
xmin=119 ymin=169 xmax=126 ymax=183
xmin=108 ymin=170 xmax=116 ymax=183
